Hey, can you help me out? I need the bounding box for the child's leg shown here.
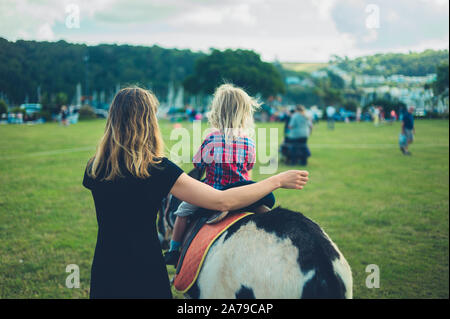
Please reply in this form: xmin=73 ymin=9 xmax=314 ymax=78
xmin=168 ymin=201 xmax=198 ymax=252
xmin=169 ymin=216 xmax=188 ymax=251
xmin=252 ymin=205 xmax=271 ymax=213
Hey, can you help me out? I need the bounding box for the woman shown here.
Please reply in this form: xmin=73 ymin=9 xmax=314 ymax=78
xmin=83 ymin=87 xmax=309 ymax=298
xmin=287 ymin=105 xmax=312 ymax=165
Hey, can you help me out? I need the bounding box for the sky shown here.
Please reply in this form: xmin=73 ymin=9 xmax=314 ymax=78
xmin=0 ymin=0 xmax=449 ymax=62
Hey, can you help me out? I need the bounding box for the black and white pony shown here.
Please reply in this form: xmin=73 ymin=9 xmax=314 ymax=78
xmin=158 ymin=170 xmax=353 ymax=299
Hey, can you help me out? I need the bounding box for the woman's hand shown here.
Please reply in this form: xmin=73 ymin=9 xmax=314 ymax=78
xmin=170 ymin=169 xmax=309 ymax=212
xmin=275 ymin=170 xmax=309 ymax=190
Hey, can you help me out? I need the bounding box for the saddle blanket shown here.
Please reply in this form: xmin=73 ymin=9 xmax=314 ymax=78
xmin=173 ymin=212 xmax=252 ymax=293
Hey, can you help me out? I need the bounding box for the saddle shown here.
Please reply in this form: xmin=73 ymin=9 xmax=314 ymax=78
xmin=173 ymin=211 xmax=252 ymax=293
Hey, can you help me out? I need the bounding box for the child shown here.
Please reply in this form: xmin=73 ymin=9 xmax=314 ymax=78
xmin=164 ymin=84 xmax=275 ymax=265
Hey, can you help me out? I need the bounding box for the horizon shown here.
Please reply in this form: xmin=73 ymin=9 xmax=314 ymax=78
xmin=1 ymin=0 xmax=448 ymax=63
xmin=2 ymin=36 xmax=449 ymax=65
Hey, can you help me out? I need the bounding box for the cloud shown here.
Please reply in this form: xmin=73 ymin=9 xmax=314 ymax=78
xmin=330 ymin=0 xmax=449 ymax=51
xmin=0 ymin=0 xmax=448 ymax=62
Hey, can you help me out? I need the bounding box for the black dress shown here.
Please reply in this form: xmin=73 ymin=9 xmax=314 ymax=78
xmin=83 ymin=157 xmax=184 ymax=298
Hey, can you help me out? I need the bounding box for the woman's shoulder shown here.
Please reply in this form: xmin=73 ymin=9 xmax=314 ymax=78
xmin=82 ymin=157 xmax=184 ymax=189
xmin=152 ymin=157 xmax=184 ymax=177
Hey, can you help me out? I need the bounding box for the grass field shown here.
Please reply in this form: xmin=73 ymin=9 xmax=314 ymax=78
xmin=0 ymin=119 xmax=448 ymax=299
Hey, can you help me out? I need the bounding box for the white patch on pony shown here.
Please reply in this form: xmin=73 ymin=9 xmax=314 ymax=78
xmin=195 ymin=221 xmax=316 ymax=298
xmin=322 ymin=230 xmax=353 ymax=299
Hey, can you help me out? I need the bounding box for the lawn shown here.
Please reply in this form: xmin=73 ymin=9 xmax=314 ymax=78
xmin=0 ymin=119 xmax=448 ymax=298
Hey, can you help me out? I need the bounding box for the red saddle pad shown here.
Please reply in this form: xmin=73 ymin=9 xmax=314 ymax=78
xmin=173 ymin=212 xmax=252 ymax=293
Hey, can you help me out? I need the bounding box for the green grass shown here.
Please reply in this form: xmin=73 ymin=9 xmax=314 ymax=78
xmin=0 ymin=119 xmax=448 ymax=298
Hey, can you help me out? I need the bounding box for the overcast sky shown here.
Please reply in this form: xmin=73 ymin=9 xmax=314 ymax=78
xmin=1 ymin=0 xmax=449 ymax=62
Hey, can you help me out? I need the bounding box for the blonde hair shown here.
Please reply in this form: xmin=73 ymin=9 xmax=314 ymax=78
xmin=88 ymin=87 xmax=165 ymax=181
xmin=207 ymin=84 xmax=260 ymax=140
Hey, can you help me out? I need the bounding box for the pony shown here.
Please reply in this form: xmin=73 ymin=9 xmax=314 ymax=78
xmin=158 ymin=169 xmax=352 ymax=299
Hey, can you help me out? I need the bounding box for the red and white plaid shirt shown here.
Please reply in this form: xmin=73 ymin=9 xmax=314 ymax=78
xmin=193 ymin=130 xmax=256 ymax=190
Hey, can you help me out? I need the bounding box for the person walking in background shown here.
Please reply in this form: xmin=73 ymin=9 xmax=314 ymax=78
xmin=380 ymin=107 xmax=385 ymax=123
xmin=400 ymin=106 xmax=415 ymax=155
xmin=326 ymin=105 xmax=336 ymax=130
xmin=287 ymin=105 xmax=312 ymax=165
xmin=356 ymin=107 xmax=362 ymax=122
xmin=60 ymin=105 xmax=69 ymax=126
xmin=373 ymin=106 xmax=380 ymax=126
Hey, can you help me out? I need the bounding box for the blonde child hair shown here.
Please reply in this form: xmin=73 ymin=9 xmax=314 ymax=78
xmin=207 ymin=83 xmax=260 ymax=141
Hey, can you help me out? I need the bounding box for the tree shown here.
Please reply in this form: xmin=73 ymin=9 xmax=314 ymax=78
xmin=343 ymin=98 xmax=360 ymax=112
xmin=183 ymin=49 xmax=285 ymax=98
xmin=433 ymin=61 xmax=449 ymax=95
xmin=333 ymin=49 xmax=449 ymax=76
xmin=55 ymin=92 xmax=68 ymax=109
xmin=314 ymin=72 xmax=345 ymax=106
xmin=0 ymin=99 xmax=7 ymax=115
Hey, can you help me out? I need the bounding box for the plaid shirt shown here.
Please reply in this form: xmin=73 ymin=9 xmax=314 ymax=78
xmin=193 ymin=130 xmax=256 ymax=190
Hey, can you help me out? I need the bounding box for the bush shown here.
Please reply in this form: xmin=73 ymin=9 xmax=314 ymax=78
xmin=78 ymin=105 xmax=97 ymax=121
xmin=10 ymin=107 xmax=26 ymax=116
xmin=343 ymin=98 xmax=360 ymax=112
xmin=37 ymin=110 xmax=52 ymax=121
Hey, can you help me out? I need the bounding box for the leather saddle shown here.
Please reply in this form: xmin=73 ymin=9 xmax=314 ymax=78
xmin=175 ymin=209 xmax=212 ymax=274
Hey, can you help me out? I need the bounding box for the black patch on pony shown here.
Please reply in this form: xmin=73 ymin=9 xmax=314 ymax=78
xmin=186 ymin=281 xmax=200 ymax=299
xmin=222 ymin=207 xmax=346 ymax=298
xmin=235 ymin=285 xmax=256 ymax=299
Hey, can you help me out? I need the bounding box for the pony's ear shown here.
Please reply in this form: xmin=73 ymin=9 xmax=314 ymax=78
xmin=187 ymin=167 xmax=204 ymax=180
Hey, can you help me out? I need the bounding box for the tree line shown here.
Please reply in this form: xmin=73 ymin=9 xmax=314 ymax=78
xmin=0 ymin=37 xmax=448 ymax=118
xmin=0 ymin=37 xmax=203 ymax=107
xmin=331 ymin=49 xmax=449 ymax=77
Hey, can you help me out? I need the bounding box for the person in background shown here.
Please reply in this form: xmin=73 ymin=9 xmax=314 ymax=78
xmin=326 ymin=105 xmax=336 ymax=130
xmin=401 ymin=106 xmax=415 ymax=155
xmin=356 ymin=107 xmax=362 ymax=122
xmin=287 ymin=105 xmax=312 ymax=165
xmin=390 ymin=109 xmax=397 ymax=122
xmin=284 ymin=106 xmax=295 ymax=141
xmin=60 ymin=105 xmax=69 ymax=126
xmin=373 ymin=106 xmax=380 ymax=126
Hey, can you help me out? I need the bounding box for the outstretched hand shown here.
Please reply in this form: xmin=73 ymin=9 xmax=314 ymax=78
xmin=276 ymin=170 xmax=309 ymax=190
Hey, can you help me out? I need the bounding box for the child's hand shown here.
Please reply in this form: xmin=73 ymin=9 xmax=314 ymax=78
xmin=276 ymin=170 xmax=309 ymax=190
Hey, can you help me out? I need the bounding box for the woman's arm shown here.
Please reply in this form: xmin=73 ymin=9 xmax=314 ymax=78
xmin=170 ymin=170 xmax=308 ymax=212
